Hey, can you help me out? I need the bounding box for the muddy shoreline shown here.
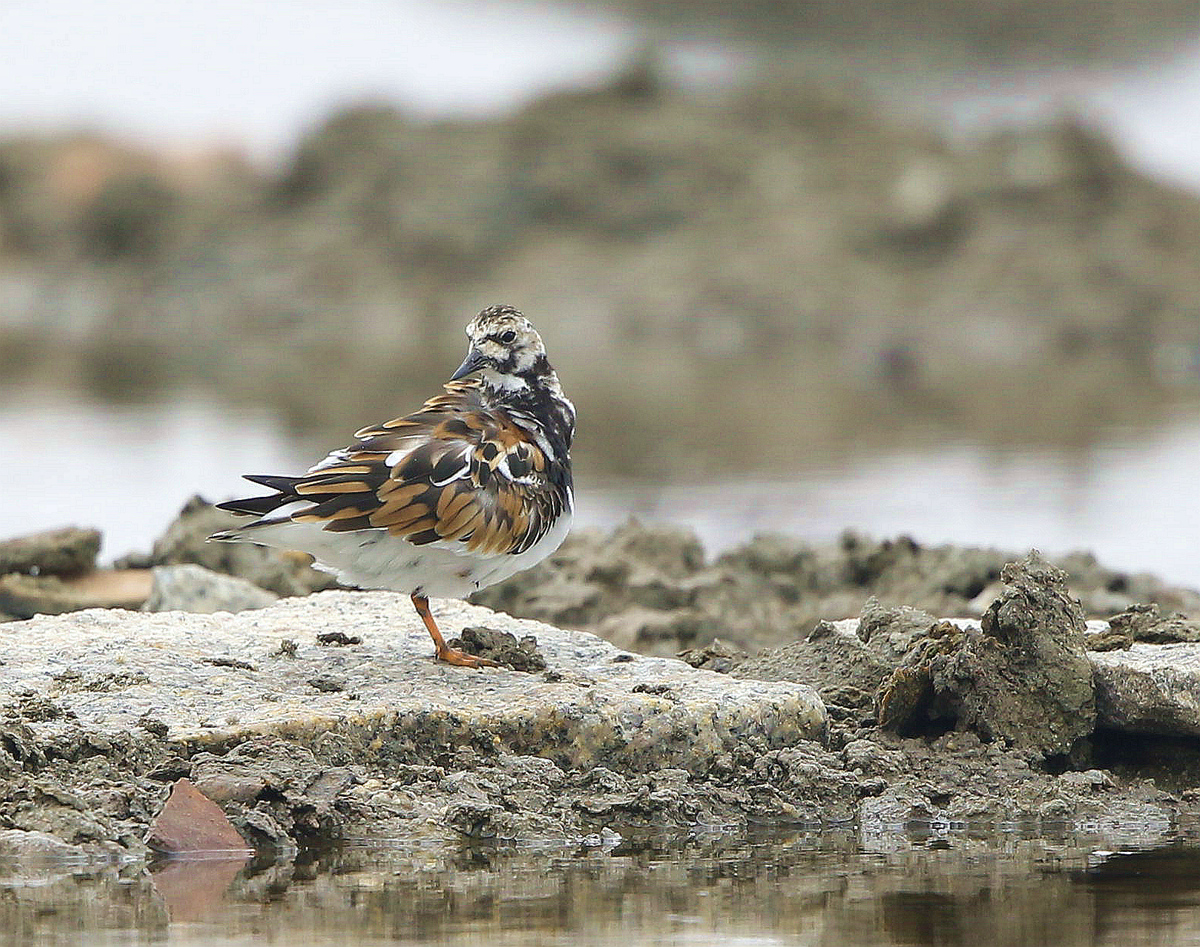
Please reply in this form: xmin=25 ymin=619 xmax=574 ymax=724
xmin=2 ymin=512 xmax=1199 ymax=863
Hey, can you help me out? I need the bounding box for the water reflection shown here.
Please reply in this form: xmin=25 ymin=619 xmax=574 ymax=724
xmin=148 ymin=856 xmax=249 ymax=923
xmin=3 ymin=834 xmax=1200 ymax=946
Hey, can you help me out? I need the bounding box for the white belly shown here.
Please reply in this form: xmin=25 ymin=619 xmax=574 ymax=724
xmin=226 ymin=512 xmax=572 ymax=599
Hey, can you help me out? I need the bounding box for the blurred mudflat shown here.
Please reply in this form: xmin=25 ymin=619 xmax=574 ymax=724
xmin=2 ymin=0 xmax=1200 ymax=576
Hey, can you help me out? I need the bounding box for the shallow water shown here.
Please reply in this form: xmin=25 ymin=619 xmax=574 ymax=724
xmin=5 ymin=833 xmax=1200 ymax=947
xmin=4 ymin=396 xmax=1200 ymax=588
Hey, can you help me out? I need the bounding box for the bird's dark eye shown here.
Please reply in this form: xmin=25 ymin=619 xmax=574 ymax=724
xmin=499 ymin=330 xmax=517 ymax=344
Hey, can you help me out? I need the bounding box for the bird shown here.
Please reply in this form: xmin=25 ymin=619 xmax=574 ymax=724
xmin=209 ymin=305 xmax=575 ymax=668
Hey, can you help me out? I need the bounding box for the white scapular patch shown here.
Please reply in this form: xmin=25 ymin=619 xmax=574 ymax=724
xmin=429 ymin=447 xmax=472 ymax=486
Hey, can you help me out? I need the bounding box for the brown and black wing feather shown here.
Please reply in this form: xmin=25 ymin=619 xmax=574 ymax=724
xmin=216 ymin=383 xmax=568 ymax=556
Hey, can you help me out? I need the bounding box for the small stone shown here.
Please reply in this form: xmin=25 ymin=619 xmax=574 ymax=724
xmin=145 ymin=778 xmax=252 ymax=855
xmin=144 ymin=564 xmax=278 ymax=614
xmin=273 ymin=638 xmax=298 ymax=658
xmin=317 ymin=631 xmax=362 ymax=646
xmin=205 ymin=656 xmax=257 ymax=671
xmin=138 ymin=715 xmax=170 ymax=737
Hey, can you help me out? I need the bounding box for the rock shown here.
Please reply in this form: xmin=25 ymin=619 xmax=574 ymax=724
xmin=593 ymin=606 xmax=712 ymax=654
xmin=143 ymin=564 xmax=278 ymax=614
xmin=0 ymin=591 xmax=827 ymax=775
xmin=0 ymin=527 xmax=101 ymax=577
xmin=856 ymin=599 xmax=937 ymax=663
xmin=876 ymin=553 xmax=1096 ymax=758
xmin=1107 ymin=603 xmax=1200 ymax=644
xmin=477 ymin=523 xmax=1198 ymax=658
xmin=842 ymin=738 xmax=905 ymax=776
xmin=678 ymin=638 xmax=747 ymax=674
xmin=0 ymin=828 xmax=89 ymax=862
xmin=189 ymin=760 xmax=268 ymax=804
xmin=732 ymin=619 xmax=890 ymax=711
xmin=145 ymin=778 xmax=252 ymax=855
xmin=1092 ymin=643 xmax=1200 ymax=737
xmin=122 ymin=495 xmax=335 ymax=598
xmin=0 ymin=569 xmax=152 ymax=619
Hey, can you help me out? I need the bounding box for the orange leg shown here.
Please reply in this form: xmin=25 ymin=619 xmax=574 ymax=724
xmin=411 ymin=594 xmax=496 ymax=668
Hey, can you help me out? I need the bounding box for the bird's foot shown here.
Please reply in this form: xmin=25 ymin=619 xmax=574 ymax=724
xmin=435 ymin=644 xmax=498 ymax=669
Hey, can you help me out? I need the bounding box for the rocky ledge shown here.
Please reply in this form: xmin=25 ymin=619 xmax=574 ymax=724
xmin=1 ymin=594 xmax=827 ymax=859
xmin=2 ymin=528 xmax=1199 ymax=864
xmin=3 ymin=593 xmax=824 ymax=773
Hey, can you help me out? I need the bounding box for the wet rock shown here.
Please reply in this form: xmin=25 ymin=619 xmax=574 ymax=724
xmin=0 ymin=527 xmax=101 ymax=577
xmin=0 ymin=828 xmax=89 ymax=862
xmin=145 ymin=778 xmax=252 ymax=855
xmin=121 ymin=495 xmax=335 ymax=598
xmin=876 ymin=553 xmax=1096 ymax=758
xmin=447 ymin=625 xmax=547 ymax=672
xmin=0 ymin=569 xmax=151 ymax=619
xmin=143 ymin=564 xmax=279 ymax=614
xmin=1092 ymin=643 xmax=1200 ymax=737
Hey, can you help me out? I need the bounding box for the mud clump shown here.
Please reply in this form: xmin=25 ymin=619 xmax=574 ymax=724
xmin=732 ymin=620 xmax=890 ymax=718
xmin=876 ymin=553 xmax=1096 ymax=759
xmin=1088 ymin=603 xmax=1200 ymax=651
xmin=447 ymin=626 xmax=547 ymax=672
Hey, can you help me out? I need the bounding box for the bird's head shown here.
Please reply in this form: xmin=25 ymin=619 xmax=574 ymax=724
xmin=450 ymin=305 xmax=549 ymax=391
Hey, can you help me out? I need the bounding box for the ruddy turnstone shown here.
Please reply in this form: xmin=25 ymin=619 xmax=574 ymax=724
xmin=209 ymin=305 xmax=575 ymax=668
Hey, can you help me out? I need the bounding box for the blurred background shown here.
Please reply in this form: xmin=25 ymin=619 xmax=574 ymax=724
xmin=2 ymin=0 xmax=1200 ymax=583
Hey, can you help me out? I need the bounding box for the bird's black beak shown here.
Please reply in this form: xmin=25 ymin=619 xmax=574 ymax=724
xmin=449 ymin=349 xmax=485 ymax=381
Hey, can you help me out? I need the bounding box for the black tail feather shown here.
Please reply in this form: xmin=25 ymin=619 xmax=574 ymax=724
xmin=214 ymin=474 xmax=303 ymax=518
xmin=242 ymin=473 xmax=302 ymax=494
xmin=215 ymin=494 xmax=290 ymax=517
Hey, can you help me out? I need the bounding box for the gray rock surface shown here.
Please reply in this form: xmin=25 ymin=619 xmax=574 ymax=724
xmin=476 ymin=524 xmax=1200 ymax=656
xmin=1091 ymin=643 xmax=1200 ymax=737
xmin=1 ymin=591 xmax=826 ymax=773
xmin=143 ymin=564 xmax=278 ymax=614
xmin=732 ymin=619 xmax=890 ymax=715
xmin=0 ymin=527 xmax=101 ymax=578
